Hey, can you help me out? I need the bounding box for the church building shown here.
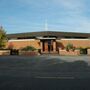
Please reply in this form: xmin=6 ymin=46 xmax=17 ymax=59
xmin=7 ymin=31 xmax=90 ymax=54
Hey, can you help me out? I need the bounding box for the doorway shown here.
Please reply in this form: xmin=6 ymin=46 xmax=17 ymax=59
xmin=41 ymin=39 xmax=56 ymax=53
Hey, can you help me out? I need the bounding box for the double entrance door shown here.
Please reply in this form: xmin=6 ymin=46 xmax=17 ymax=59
xmin=41 ymin=39 xmax=56 ymax=53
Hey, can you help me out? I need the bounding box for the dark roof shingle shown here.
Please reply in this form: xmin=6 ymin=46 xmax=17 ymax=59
xmin=7 ymin=31 xmax=90 ymax=38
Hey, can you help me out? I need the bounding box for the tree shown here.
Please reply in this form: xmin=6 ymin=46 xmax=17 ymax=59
xmin=0 ymin=26 xmax=7 ymax=49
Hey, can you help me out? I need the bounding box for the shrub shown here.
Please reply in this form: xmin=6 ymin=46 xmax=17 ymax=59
xmin=65 ymin=43 xmax=74 ymax=51
xmin=77 ymin=47 xmax=87 ymax=54
xmin=10 ymin=49 xmax=19 ymax=55
xmin=21 ymin=46 xmax=37 ymax=51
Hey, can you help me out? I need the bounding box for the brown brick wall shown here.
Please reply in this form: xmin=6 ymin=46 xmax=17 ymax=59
xmin=19 ymin=51 xmax=39 ymax=56
xmin=0 ymin=50 xmax=10 ymax=55
xmin=57 ymin=39 xmax=90 ymax=49
xmin=7 ymin=39 xmax=90 ymax=50
xmin=7 ymin=40 xmax=40 ymax=49
xmin=59 ymin=49 xmax=80 ymax=56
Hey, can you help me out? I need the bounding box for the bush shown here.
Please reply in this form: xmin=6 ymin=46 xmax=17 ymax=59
xmin=21 ymin=46 xmax=37 ymax=51
xmin=77 ymin=47 xmax=87 ymax=54
xmin=10 ymin=49 xmax=19 ymax=55
xmin=65 ymin=43 xmax=75 ymax=51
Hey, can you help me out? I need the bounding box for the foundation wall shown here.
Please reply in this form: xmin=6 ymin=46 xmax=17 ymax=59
xmin=59 ymin=49 xmax=80 ymax=56
xmin=87 ymin=49 xmax=90 ymax=55
xmin=0 ymin=50 xmax=10 ymax=55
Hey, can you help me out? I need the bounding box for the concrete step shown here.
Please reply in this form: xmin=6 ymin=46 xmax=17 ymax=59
xmin=41 ymin=52 xmax=59 ymax=56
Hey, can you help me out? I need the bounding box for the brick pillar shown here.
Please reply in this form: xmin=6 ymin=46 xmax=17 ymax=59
xmin=40 ymin=41 xmax=43 ymax=53
xmin=88 ymin=49 xmax=90 ymax=55
xmin=44 ymin=41 xmax=48 ymax=52
xmin=53 ymin=40 xmax=56 ymax=52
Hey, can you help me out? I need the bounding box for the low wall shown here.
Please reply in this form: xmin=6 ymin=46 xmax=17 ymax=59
xmin=19 ymin=51 xmax=39 ymax=56
xmin=87 ymin=49 xmax=90 ymax=55
xmin=59 ymin=49 xmax=80 ymax=56
xmin=0 ymin=50 xmax=10 ymax=55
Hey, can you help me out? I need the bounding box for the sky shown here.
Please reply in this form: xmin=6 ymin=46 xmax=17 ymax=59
xmin=0 ymin=0 xmax=90 ymax=34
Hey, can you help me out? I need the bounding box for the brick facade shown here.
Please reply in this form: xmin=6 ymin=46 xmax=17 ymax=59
xmin=6 ymin=31 xmax=90 ymax=55
xmin=57 ymin=39 xmax=90 ymax=49
xmin=0 ymin=50 xmax=10 ymax=55
xmin=7 ymin=39 xmax=90 ymax=55
xmin=59 ymin=49 xmax=80 ymax=56
xmin=7 ymin=39 xmax=40 ymax=49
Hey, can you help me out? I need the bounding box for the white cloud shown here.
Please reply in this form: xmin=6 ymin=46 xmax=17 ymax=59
xmin=55 ymin=0 xmax=84 ymax=9
xmin=7 ymin=0 xmax=90 ymax=33
xmin=50 ymin=0 xmax=90 ymax=33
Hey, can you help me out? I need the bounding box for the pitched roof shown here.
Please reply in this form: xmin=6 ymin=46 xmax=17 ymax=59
xmin=7 ymin=31 xmax=90 ymax=39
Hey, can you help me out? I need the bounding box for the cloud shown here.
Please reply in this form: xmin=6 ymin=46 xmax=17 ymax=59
xmin=50 ymin=0 xmax=90 ymax=33
xmin=1 ymin=0 xmax=90 ymax=33
xmin=55 ymin=0 xmax=84 ymax=9
xmin=10 ymin=0 xmax=90 ymax=33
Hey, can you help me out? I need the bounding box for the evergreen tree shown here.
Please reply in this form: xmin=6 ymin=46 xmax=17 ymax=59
xmin=0 ymin=26 xmax=7 ymax=49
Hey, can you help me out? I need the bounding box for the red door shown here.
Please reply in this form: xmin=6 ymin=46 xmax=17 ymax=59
xmin=44 ymin=41 xmax=48 ymax=52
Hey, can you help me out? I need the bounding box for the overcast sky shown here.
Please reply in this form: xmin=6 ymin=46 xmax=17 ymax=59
xmin=0 ymin=0 xmax=90 ymax=33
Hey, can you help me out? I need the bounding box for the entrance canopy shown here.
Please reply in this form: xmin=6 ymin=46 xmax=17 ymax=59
xmin=37 ymin=37 xmax=56 ymax=40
